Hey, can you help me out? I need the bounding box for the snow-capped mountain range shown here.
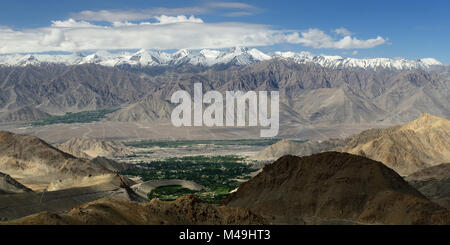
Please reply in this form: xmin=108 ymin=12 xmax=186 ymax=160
xmin=0 ymin=47 xmax=443 ymax=70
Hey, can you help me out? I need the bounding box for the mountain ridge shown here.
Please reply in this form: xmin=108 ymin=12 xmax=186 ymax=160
xmin=0 ymin=47 xmax=444 ymax=71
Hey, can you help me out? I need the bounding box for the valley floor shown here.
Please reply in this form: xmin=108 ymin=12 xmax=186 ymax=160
xmin=0 ymin=120 xmax=392 ymax=143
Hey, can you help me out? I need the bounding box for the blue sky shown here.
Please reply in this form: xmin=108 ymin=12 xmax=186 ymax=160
xmin=0 ymin=0 xmax=449 ymax=63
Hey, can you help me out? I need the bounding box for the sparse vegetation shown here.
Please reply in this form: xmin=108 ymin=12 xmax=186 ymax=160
xmin=31 ymin=108 xmax=118 ymax=126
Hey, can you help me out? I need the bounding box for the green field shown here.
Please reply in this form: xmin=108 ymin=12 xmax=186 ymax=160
xmin=121 ymin=155 xmax=255 ymax=203
xmin=148 ymin=185 xmax=198 ymax=201
xmin=31 ymin=108 xmax=119 ymax=126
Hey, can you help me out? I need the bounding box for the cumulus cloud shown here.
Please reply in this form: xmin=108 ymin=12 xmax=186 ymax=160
xmin=0 ymin=16 xmax=387 ymax=54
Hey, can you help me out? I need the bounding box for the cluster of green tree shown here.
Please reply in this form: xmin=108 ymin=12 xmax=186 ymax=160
xmin=31 ymin=108 xmax=118 ymax=126
xmin=148 ymin=185 xmax=198 ymax=201
xmin=121 ymin=155 xmax=254 ymax=203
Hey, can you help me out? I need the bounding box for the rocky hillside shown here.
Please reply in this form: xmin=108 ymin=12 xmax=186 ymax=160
xmin=0 ymin=172 xmax=32 ymax=194
xmin=0 ymin=131 xmax=122 ymax=191
xmin=338 ymin=113 xmax=450 ymax=175
xmin=406 ymin=163 xmax=450 ymax=209
xmin=0 ymin=60 xmax=448 ymax=128
xmin=57 ymin=137 xmax=132 ymax=159
xmin=224 ymin=152 xmax=449 ymax=225
xmin=3 ymin=195 xmax=266 ymax=225
xmin=253 ymin=139 xmax=345 ymax=161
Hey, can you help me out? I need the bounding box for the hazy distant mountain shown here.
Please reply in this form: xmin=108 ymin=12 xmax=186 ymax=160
xmin=0 ymin=64 xmax=153 ymax=116
xmin=0 ymin=47 xmax=443 ymax=70
xmin=0 ymin=106 xmax=50 ymax=122
xmin=224 ymin=152 xmax=450 ymax=225
xmin=0 ymin=59 xmax=448 ymax=133
xmin=108 ymin=59 xmax=449 ymax=126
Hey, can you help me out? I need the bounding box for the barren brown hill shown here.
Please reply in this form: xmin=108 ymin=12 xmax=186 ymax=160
xmin=224 ymin=152 xmax=450 ymax=225
xmin=0 ymin=174 xmax=146 ymax=221
xmin=3 ymin=195 xmax=266 ymax=225
xmin=0 ymin=106 xmax=50 ymax=122
xmin=337 ymin=113 xmax=450 ymax=175
xmin=253 ymin=139 xmax=346 ymax=161
xmin=0 ymin=131 xmax=117 ymax=191
xmin=57 ymin=137 xmax=132 ymax=159
xmin=406 ymin=163 xmax=450 ymax=209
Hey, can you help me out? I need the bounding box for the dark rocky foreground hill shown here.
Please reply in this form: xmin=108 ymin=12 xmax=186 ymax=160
xmin=3 ymin=151 xmax=450 ymax=225
xmin=224 ymin=152 xmax=450 ymax=225
xmin=2 ymin=195 xmax=265 ymax=225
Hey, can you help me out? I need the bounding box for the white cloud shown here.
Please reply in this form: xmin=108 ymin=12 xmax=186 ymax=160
xmin=333 ymin=36 xmax=386 ymax=49
xmin=110 ymin=15 xmax=203 ymax=27
xmin=223 ymin=11 xmax=254 ymax=17
xmin=154 ymin=15 xmax=203 ymax=24
xmin=51 ymin=19 xmax=95 ymax=28
xmin=334 ymin=27 xmax=353 ymax=36
xmin=72 ymin=8 xmax=206 ymax=22
xmin=206 ymin=2 xmax=255 ymax=9
xmin=0 ymin=17 xmax=387 ymax=54
xmin=286 ymin=29 xmax=387 ymax=49
xmin=71 ymin=2 xmax=261 ymax=22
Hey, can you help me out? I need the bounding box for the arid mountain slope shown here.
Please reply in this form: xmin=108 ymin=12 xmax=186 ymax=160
xmin=253 ymin=139 xmax=345 ymax=161
xmin=0 ymin=131 xmax=117 ymax=190
xmin=3 ymin=195 xmax=265 ymax=225
xmin=57 ymin=137 xmax=132 ymax=159
xmin=0 ymin=106 xmax=50 ymax=122
xmin=338 ymin=113 xmax=450 ymax=175
xmin=0 ymin=64 xmax=153 ymax=115
xmin=0 ymin=174 xmax=144 ymax=221
xmin=406 ymin=163 xmax=450 ymax=209
xmin=0 ymin=61 xmax=449 ymax=127
xmin=0 ymin=172 xmax=32 ymax=194
xmin=224 ymin=152 xmax=449 ymax=225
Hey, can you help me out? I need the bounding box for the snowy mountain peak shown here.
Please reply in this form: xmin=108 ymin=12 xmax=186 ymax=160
xmin=228 ymin=46 xmax=249 ymax=53
xmin=418 ymin=58 xmax=442 ymax=66
xmin=0 ymin=48 xmax=444 ymax=71
xmin=173 ymin=49 xmax=190 ymax=58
